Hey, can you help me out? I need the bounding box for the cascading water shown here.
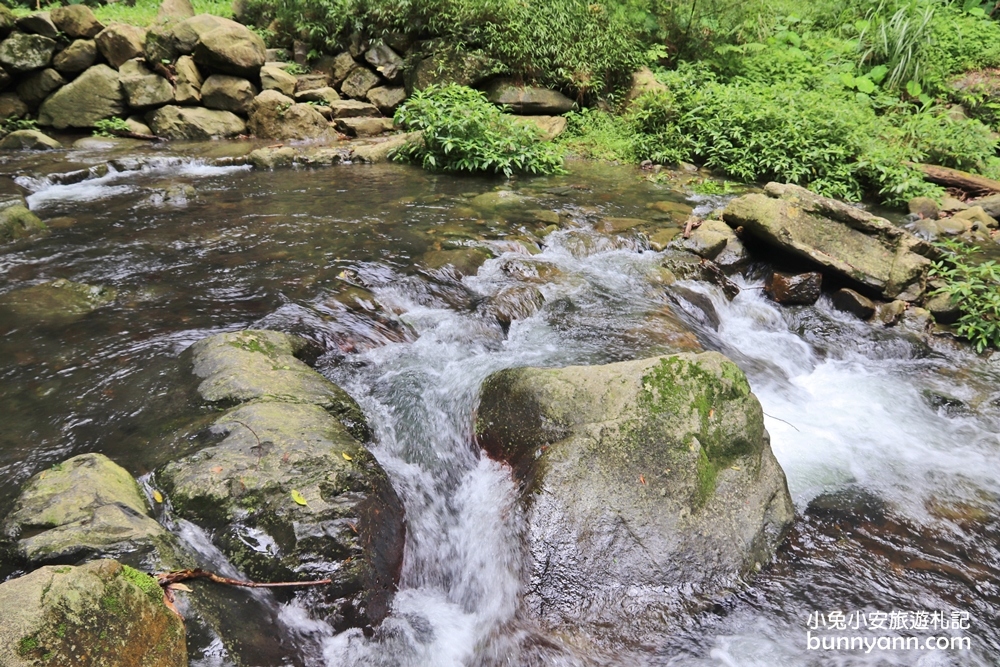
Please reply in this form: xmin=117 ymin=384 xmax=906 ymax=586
xmin=1 ymin=155 xmax=997 ymax=666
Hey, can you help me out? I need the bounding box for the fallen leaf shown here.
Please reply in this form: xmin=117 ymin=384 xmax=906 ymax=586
xmin=152 ymin=490 xmax=164 ymax=504
xmin=639 ymin=475 xmax=647 ymax=485
xmin=167 ymin=583 xmax=192 ymax=592
xmin=709 ymin=408 xmax=715 ymax=418
xmin=342 ymin=452 xmax=353 ymax=461
xmin=211 ymin=466 xmax=223 ymax=474
xmin=291 ymin=489 xmax=308 ymax=506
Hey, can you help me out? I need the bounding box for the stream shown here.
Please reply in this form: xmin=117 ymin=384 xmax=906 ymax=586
xmin=1 ymin=142 xmax=998 ymax=666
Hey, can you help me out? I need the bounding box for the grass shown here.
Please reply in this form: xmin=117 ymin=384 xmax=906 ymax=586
xmin=11 ymin=0 xmax=232 ymax=25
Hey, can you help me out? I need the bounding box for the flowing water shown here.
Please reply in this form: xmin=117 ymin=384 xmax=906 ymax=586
xmin=1 ymin=143 xmax=998 ymax=666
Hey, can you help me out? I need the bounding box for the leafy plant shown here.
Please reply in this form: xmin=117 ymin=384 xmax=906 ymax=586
xmin=93 ymin=118 xmax=131 ymax=138
xmin=392 ymin=84 xmax=566 ymax=176
xmin=0 ymin=118 xmax=38 ymax=138
xmin=856 ymin=0 xmax=936 ymax=92
xmin=930 ymin=239 xmax=1000 ymax=352
xmin=283 ymin=62 xmax=310 ymax=75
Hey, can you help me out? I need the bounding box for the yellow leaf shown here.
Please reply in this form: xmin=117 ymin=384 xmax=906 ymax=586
xmin=342 ymin=452 xmax=353 ymax=461
xmin=152 ymin=490 xmax=164 ymax=504
xmin=168 ymin=583 xmax=192 ymax=592
xmin=290 ymin=489 xmax=308 ymax=506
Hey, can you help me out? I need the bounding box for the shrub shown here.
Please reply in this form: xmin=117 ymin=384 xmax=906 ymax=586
xmin=244 ymin=0 xmax=643 ymax=96
xmin=93 ymin=118 xmax=131 ymax=138
xmin=392 ymin=84 xmax=566 ymax=177
xmin=930 ymin=239 xmax=1000 ymax=352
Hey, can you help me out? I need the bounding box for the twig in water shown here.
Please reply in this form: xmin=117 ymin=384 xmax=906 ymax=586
xmin=763 ymin=412 xmax=800 ymax=432
xmin=157 ymin=568 xmax=332 ymax=589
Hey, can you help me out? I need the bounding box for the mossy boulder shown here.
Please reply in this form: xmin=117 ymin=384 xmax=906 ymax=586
xmin=2 ymin=453 xmax=185 ymax=569
xmin=476 ymin=352 xmax=794 ymax=644
xmin=723 ymin=182 xmax=932 ymax=300
xmin=146 ymin=104 xmax=245 ymax=139
xmin=0 ymin=32 xmax=56 ymax=73
xmin=37 ymin=64 xmax=126 ymax=129
xmin=0 ymin=279 xmax=116 ymax=323
xmin=0 ymin=204 xmax=46 ymax=241
xmin=158 ymin=329 xmax=404 ymax=630
xmin=188 ymin=329 xmax=368 ymax=438
xmin=0 ymin=560 xmax=186 ymax=667
xmin=404 ymin=47 xmax=495 ymax=93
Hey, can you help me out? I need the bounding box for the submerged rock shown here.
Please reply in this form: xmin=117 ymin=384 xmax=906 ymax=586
xmin=2 ymin=453 xmax=183 ymax=568
xmin=476 ymin=353 xmax=794 ymax=644
xmin=724 ymin=183 xmax=931 ymax=300
xmin=0 ymin=204 xmax=46 ymax=241
xmin=158 ymin=330 xmax=404 ymax=630
xmin=0 ymin=279 xmax=116 ymax=322
xmin=0 ymin=560 xmax=186 ymax=667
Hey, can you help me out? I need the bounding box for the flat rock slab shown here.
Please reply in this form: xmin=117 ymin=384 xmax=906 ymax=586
xmin=0 ymin=279 xmax=116 ymax=322
xmin=723 ymin=182 xmax=931 ymax=300
xmin=485 ymin=79 xmax=576 ymax=115
xmin=476 ymin=352 xmax=794 ymax=644
xmin=0 ymin=560 xmax=186 ymax=667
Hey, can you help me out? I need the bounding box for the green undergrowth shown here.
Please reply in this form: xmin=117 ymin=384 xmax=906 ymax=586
xmin=10 ymin=0 xmax=232 ymax=25
xmin=392 ymin=84 xmax=566 ymax=176
xmin=930 ymin=239 xmax=1000 ymax=352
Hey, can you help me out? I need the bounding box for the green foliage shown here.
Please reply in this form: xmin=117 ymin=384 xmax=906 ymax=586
xmin=0 ymin=118 xmax=38 ymax=138
xmin=283 ymin=63 xmax=310 ymax=75
xmin=559 ymin=107 xmax=639 ymax=162
xmin=392 ymin=84 xmax=566 ymax=177
xmin=930 ymin=239 xmax=1000 ymax=352
xmin=244 ymin=0 xmax=642 ymax=95
xmin=93 ymin=118 xmax=131 ymax=138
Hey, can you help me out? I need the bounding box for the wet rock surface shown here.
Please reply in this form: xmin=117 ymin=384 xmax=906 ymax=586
xmin=0 ymin=279 xmax=116 ymax=322
xmin=2 ymin=453 xmax=183 ymax=569
xmin=724 ymin=182 xmax=932 ymax=300
xmin=0 ymin=559 xmax=186 ymax=667
xmin=476 ymin=352 xmax=794 ymax=644
xmin=158 ymin=330 xmax=404 ymax=630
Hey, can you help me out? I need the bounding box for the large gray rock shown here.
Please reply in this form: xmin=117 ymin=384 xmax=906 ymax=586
xmin=295 ymin=86 xmax=340 ymax=105
xmin=146 ymin=104 xmax=245 ymax=139
xmin=366 ymin=85 xmax=405 ymax=115
xmin=340 ymin=66 xmax=380 ymax=99
xmin=0 ymin=560 xmax=186 ymax=667
xmin=404 ymin=48 xmax=495 ymax=92
xmin=0 ymin=90 xmax=26 ymax=117
xmin=476 ymin=353 xmax=794 ymax=643
xmin=316 ymin=51 xmax=359 ymax=86
xmin=156 ymin=0 xmax=195 ymax=23
xmin=485 ymin=78 xmax=577 ymax=115
xmin=201 ymin=73 xmax=256 ymax=114
xmin=2 ymin=453 xmax=182 ymax=567
xmin=0 ymin=204 xmax=46 ymax=241
xmin=37 ymin=64 xmax=126 ymax=129
xmin=188 ymin=330 xmax=367 ymax=430
xmin=364 ymin=43 xmax=403 ymax=83
xmin=52 ymin=38 xmax=97 ymax=74
xmin=511 ymin=115 xmax=567 ymax=142
xmin=335 ymin=116 xmax=393 ymax=137
xmin=723 ymin=183 xmax=932 ymax=301
xmin=0 ymin=128 xmax=61 ymax=150
xmin=0 ymin=32 xmax=56 ymax=73
xmin=16 ymin=12 xmax=58 ymax=39
xmin=95 ymin=22 xmax=147 ymax=69
xmin=248 ymin=89 xmax=329 ymax=140
xmin=173 ymin=54 xmax=202 ymax=104
xmin=144 ymin=23 xmax=178 ymax=63
xmin=0 ymin=279 xmax=116 ymax=322
xmin=119 ymin=58 xmax=174 ymax=108
xmin=158 ymin=330 xmax=405 ymax=630
xmin=260 ymin=63 xmax=296 ymax=96
xmin=327 ymin=98 xmax=379 ymax=118
xmin=350 ymin=131 xmax=422 ymax=164
xmin=15 ymin=67 xmax=64 ymax=107
xmin=191 ymin=17 xmax=265 ymax=77
xmin=171 ymin=13 xmax=227 ymax=54
xmin=50 ymin=4 xmax=104 ymax=39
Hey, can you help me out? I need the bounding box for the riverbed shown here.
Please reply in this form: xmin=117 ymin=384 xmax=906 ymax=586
xmin=1 ymin=142 xmax=998 ymax=666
